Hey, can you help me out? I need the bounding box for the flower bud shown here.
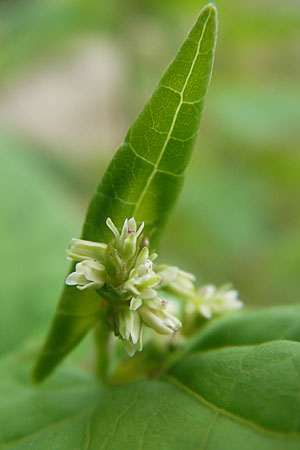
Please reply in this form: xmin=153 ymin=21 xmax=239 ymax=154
xmin=138 ymin=304 xmax=182 ymax=335
xmin=117 ymin=308 xmax=143 ymax=356
xmin=156 ymin=265 xmax=196 ymax=300
xmin=106 ymin=217 xmax=144 ymax=261
xmin=130 ymin=295 xmax=166 ymax=311
xmin=65 ymin=260 xmax=106 ymax=290
xmin=66 ymin=238 xmax=107 ymax=263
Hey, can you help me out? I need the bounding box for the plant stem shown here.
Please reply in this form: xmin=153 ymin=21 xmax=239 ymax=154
xmin=94 ymin=320 xmax=112 ymax=383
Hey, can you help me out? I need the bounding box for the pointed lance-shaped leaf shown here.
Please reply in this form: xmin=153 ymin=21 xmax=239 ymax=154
xmin=83 ymin=2 xmax=218 ymax=247
xmin=33 ymin=3 xmax=218 ymax=382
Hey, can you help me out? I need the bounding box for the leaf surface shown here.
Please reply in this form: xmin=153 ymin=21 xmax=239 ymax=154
xmin=4 ymin=341 xmax=300 ymax=449
xmin=33 ymin=2 xmax=218 ymax=382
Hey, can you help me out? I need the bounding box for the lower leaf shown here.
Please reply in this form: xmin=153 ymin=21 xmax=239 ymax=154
xmin=2 ymin=341 xmax=300 ymax=449
xmin=188 ymin=304 xmax=300 ymax=353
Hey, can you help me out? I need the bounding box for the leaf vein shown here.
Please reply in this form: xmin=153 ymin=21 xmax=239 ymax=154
xmin=137 ymin=391 xmax=174 ymax=450
xmin=156 ymin=169 xmax=183 ymax=178
xmin=164 ymin=375 xmax=300 ymax=440
xmin=3 ymin=403 xmax=98 ymax=448
xmin=100 ymin=391 xmax=139 ymax=449
xmin=199 ymin=411 xmax=219 ymax=450
xmin=96 ymin=190 xmax=135 ymax=206
xmin=132 ymin=9 xmax=212 ymax=217
xmin=84 ymin=404 xmax=96 ymax=450
xmin=126 ymin=142 xmax=156 ymax=166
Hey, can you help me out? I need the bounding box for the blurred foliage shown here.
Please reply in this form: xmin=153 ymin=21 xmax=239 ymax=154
xmin=0 ymin=135 xmax=81 ymax=354
xmin=0 ymin=0 xmax=299 ymax=352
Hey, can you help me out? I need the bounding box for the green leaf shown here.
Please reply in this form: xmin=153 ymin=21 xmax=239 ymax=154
xmin=82 ymin=2 xmax=217 ymax=247
xmin=32 ymin=287 xmax=102 ymax=382
xmin=4 ymin=341 xmax=300 ymax=449
xmin=167 ymin=341 xmax=300 ymax=449
xmin=187 ymin=305 xmax=300 ymax=353
xmin=33 ymin=2 xmax=218 ymax=382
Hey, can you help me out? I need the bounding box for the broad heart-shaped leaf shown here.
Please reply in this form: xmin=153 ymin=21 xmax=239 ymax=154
xmin=33 ymin=3 xmax=218 ymax=382
xmin=4 ymin=341 xmax=300 ymax=449
xmin=187 ymin=304 xmax=300 ymax=353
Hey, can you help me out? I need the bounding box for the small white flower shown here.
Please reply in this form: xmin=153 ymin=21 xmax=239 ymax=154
xmin=191 ymin=284 xmax=243 ymax=319
xmin=106 ymin=217 xmax=144 ymax=261
xmin=65 ymin=260 xmax=106 ymax=290
xmin=117 ymin=308 xmax=143 ymax=356
xmin=66 ymin=238 xmax=107 ymax=263
xmin=156 ymin=265 xmax=196 ymax=300
xmin=138 ymin=304 xmax=182 ymax=335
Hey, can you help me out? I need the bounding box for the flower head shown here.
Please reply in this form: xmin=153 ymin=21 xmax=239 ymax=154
xmin=64 ymin=217 xmax=243 ymax=358
xmin=65 ymin=218 xmax=183 ymax=355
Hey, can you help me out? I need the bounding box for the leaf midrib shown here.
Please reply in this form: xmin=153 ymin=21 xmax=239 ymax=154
xmin=131 ymin=8 xmax=212 ymax=217
xmin=163 ymin=374 xmax=300 ymax=440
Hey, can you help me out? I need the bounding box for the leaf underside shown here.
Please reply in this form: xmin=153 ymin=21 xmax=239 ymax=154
xmin=33 ymin=2 xmax=218 ymax=382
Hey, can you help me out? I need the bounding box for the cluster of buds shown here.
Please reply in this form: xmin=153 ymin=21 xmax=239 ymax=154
xmin=65 ymin=217 xmax=243 ymax=356
xmin=186 ymin=284 xmax=243 ymax=319
xmin=66 ymin=218 xmax=189 ymax=355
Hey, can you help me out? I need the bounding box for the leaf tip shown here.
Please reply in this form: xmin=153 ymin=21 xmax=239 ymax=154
xmin=203 ymin=1 xmax=218 ymax=12
xmin=201 ymin=2 xmax=218 ymax=24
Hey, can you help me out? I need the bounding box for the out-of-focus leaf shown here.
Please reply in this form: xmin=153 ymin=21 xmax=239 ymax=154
xmin=4 ymin=341 xmax=300 ymax=449
xmin=187 ymin=305 xmax=300 ymax=353
xmin=33 ymin=3 xmax=218 ymax=382
xmin=0 ymin=135 xmax=79 ymax=355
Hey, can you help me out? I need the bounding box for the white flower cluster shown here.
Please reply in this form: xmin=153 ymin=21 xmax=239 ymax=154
xmin=186 ymin=284 xmax=243 ymax=319
xmin=65 ymin=217 xmax=243 ymax=356
xmin=66 ymin=218 xmax=188 ymax=355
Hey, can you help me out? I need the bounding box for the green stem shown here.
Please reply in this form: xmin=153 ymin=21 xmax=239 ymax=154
xmin=94 ymin=320 xmax=112 ymax=383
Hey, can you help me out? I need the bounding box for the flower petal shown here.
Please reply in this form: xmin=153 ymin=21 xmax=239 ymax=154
xmin=130 ymin=297 xmax=143 ymax=311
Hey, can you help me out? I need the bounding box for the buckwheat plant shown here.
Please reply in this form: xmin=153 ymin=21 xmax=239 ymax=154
xmin=28 ymin=4 xmax=300 ymax=449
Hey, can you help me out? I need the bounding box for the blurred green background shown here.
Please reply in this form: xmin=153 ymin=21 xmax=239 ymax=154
xmin=1 ymin=0 xmax=299 ymax=355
